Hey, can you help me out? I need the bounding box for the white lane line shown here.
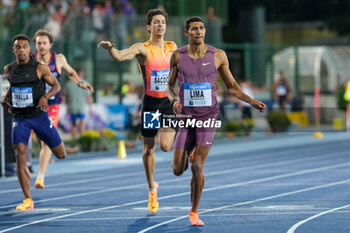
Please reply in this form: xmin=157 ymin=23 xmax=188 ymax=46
xmin=0 ymin=181 xmax=172 ymax=210
xmin=2 ymin=162 xmax=350 ymax=232
xmin=4 ymin=210 xmax=350 ymax=225
xmin=0 ymin=199 xmax=148 ymax=233
xmin=0 ymin=151 xmax=349 ymax=210
xmin=138 ymin=178 xmax=350 ymax=233
xmin=286 ymin=203 xmax=350 ymax=233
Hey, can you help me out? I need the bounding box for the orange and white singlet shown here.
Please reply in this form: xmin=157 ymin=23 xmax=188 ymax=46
xmin=139 ymin=41 xmax=176 ymax=98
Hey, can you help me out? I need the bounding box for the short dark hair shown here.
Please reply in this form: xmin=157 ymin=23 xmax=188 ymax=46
xmin=12 ymin=34 xmax=30 ymax=44
xmin=146 ymin=8 xmax=168 ymax=25
xmin=33 ymin=29 xmax=54 ymax=44
xmin=184 ymin=16 xmax=204 ymax=30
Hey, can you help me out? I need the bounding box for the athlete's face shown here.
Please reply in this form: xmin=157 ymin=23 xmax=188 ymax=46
xmin=13 ymin=40 xmax=31 ymax=63
xmin=147 ymin=14 xmax=166 ymax=36
xmin=185 ymin=22 xmax=206 ymax=44
xmin=34 ymin=35 xmax=53 ymax=56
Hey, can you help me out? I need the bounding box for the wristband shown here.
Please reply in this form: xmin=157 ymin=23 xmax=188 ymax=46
xmin=108 ymin=43 xmax=115 ymax=51
xmin=77 ymin=80 xmax=84 ymax=87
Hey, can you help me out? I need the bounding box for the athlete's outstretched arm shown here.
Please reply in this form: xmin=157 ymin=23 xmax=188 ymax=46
xmin=97 ymin=41 xmax=147 ymax=62
xmin=58 ymin=54 xmax=94 ymax=92
xmin=166 ymin=50 xmax=182 ymax=115
xmin=36 ymin=63 xmax=60 ymax=111
xmin=217 ymin=49 xmax=265 ymax=112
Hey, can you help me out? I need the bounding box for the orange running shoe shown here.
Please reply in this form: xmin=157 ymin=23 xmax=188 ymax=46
xmin=190 ymin=149 xmax=195 ymax=162
xmin=35 ymin=177 xmax=45 ymax=189
xmin=16 ymin=198 xmax=34 ymax=211
xmin=148 ymin=182 xmax=159 ymax=214
xmin=189 ymin=211 xmax=204 ymax=226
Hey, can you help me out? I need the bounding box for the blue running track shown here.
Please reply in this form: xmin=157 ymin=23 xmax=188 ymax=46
xmin=1 ymin=131 xmax=350 ymax=233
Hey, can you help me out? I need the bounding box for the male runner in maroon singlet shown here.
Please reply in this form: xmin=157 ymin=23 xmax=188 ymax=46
xmin=167 ymin=16 xmax=265 ymax=226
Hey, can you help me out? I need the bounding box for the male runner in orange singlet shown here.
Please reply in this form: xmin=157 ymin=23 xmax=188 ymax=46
xmin=98 ymin=9 xmax=177 ymax=214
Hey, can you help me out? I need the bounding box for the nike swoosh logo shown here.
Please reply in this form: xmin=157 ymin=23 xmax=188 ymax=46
xmin=202 ymin=62 xmax=210 ymax=66
xmin=205 ymin=141 xmax=212 ymax=145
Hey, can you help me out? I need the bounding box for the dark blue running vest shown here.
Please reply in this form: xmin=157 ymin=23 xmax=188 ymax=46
xmin=34 ymin=51 xmax=62 ymax=105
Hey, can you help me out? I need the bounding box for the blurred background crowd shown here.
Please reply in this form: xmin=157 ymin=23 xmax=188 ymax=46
xmin=1 ymin=0 xmax=350 ymax=147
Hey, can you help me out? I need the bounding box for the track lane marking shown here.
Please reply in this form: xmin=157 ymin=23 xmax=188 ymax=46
xmin=1 ymin=150 xmax=348 ymax=210
xmin=2 ymin=161 xmax=350 ymax=232
xmin=286 ymin=203 xmax=350 ymax=233
xmin=138 ymin=178 xmax=350 ymax=232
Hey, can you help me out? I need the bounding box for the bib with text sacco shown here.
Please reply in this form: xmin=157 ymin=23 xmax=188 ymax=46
xmin=150 ymin=69 xmax=169 ymax=91
xmin=184 ymin=82 xmax=212 ymax=107
xmin=11 ymin=87 xmax=34 ymax=108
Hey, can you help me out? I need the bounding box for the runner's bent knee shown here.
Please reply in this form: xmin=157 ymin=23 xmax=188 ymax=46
xmin=172 ymin=165 xmax=185 ymax=176
xmin=51 ymin=143 xmax=66 ymax=159
xmin=159 ymin=142 xmax=172 ymax=152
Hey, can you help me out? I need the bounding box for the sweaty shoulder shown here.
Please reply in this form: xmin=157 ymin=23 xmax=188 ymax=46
xmin=215 ymin=48 xmax=226 ymax=57
xmin=36 ymin=62 xmax=51 ymax=78
xmin=215 ymin=48 xmax=227 ymax=63
xmin=134 ymin=42 xmax=147 ymax=50
xmin=133 ymin=42 xmax=147 ymax=64
xmin=55 ymin=53 xmax=68 ymax=65
xmin=4 ymin=61 xmax=16 ymax=74
xmin=131 ymin=42 xmax=146 ymax=57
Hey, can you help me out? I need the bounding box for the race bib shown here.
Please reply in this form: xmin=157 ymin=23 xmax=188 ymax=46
xmin=11 ymin=87 xmax=34 ymax=108
xmin=184 ymin=82 xmax=212 ymax=107
xmin=45 ymin=83 xmax=55 ymax=100
xmin=276 ymin=84 xmax=287 ymax=96
xmin=150 ymin=69 xmax=169 ymax=91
